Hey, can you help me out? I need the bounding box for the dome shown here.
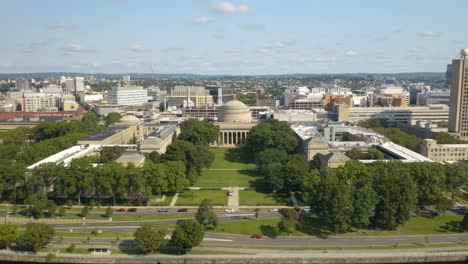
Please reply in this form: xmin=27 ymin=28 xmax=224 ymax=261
xmin=218 ymin=100 xmax=252 ymax=123
xmin=118 ymin=115 xmax=141 ymax=124
xmin=461 ymin=48 xmax=468 ymax=57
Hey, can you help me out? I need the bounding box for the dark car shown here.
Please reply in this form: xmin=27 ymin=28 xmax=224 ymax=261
xmin=116 ymin=208 xmax=126 ymax=213
xmin=127 ymin=208 xmax=137 ymax=213
xmin=250 ymin=234 xmax=263 ymax=239
xmin=177 ymin=208 xmax=188 ymax=212
xmin=158 ymin=208 xmax=168 ymax=213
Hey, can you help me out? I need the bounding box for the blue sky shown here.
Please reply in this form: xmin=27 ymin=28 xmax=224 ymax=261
xmin=0 ymin=0 xmax=466 ymax=74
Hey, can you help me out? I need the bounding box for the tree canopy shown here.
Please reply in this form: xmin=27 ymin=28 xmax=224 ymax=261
xmin=17 ymin=223 xmax=55 ymax=252
xmin=134 ymin=223 xmax=168 ymax=253
xmin=171 ymin=220 xmax=205 ymax=250
xmin=178 ymin=119 xmax=220 ymax=145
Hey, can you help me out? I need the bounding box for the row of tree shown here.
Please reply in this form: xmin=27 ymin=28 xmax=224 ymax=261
xmin=0 ymin=223 xmax=55 ymax=252
xmin=310 ymin=161 xmax=467 ymax=232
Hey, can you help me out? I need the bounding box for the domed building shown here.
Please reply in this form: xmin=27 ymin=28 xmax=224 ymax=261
xmin=218 ymin=100 xmax=252 ymax=123
xmin=216 ymin=100 xmax=256 ymax=146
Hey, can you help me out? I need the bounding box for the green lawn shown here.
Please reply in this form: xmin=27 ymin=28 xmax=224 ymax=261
xmin=194 ymin=148 xmax=260 ymax=188
xmin=209 ymin=148 xmax=256 ymax=169
xmin=196 ymin=169 xmax=261 ymax=187
xmin=212 ymin=215 xmax=467 ymax=237
xmin=239 ymin=190 xmax=288 ymax=205
xmin=176 ymin=190 xmax=228 ymax=206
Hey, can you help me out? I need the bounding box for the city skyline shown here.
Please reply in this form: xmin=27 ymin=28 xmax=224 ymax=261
xmin=1 ymin=0 xmax=467 ymax=74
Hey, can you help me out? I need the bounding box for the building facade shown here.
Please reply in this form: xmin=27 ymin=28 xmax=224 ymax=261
xmin=107 ymin=85 xmax=149 ymax=106
xmin=448 ymin=49 xmax=468 ymax=140
xmin=216 ymin=100 xmax=255 ymax=146
xmin=420 ymin=139 xmax=468 ymax=162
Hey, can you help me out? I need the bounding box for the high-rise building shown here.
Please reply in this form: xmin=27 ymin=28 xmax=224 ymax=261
xmin=448 ymin=49 xmax=468 ymax=140
xmin=16 ymin=78 xmax=32 ymax=90
xmin=65 ymin=78 xmax=75 ymax=94
xmin=122 ymin=75 xmax=131 ymax=83
xmin=107 ymin=85 xmax=148 ymax=106
xmin=446 ymin=64 xmax=452 ymax=88
xmin=74 ymin=77 xmax=85 ymax=93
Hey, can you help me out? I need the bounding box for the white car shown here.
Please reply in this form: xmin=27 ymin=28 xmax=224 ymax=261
xmin=224 ymin=208 xmax=235 ymax=213
xmin=303 ymin=207 xmax=312 ymax=212
xmin=268 ymin=208 xmax=279 ymax=212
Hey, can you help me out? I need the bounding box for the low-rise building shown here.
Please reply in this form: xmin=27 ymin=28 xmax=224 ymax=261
xmin=420 ymin=139 xmax=468 ymax=162
xmin=139 ymin=125 xmax=180 ymax=154
xmin=116 ymin=152 xmax=145 ymax=167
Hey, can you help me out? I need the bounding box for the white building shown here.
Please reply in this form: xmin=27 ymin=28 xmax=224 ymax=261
xmin=107 ymin=85 xmax=149 ymax=106
xmin=122 ymin=75 xmax=131 ymax=83
xmin=21 ymin=94 xmax=59 ymax=112
xmin=74 ymin=77 xmax=85 ymax=93
xmin=65 ymin=78 xmax=75 ymax=94
xmin=416 ymin=90 xmax=450 ymax=106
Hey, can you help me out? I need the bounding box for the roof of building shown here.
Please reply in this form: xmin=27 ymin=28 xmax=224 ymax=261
xmin=322 ymin=151 xmax=350 ymax=164
xmin=118 ymin=115 xmax=141 ymax=124
xmin=116 ymin=152 xmax=145 ymax=164
xmin=218 ymin=100 xmax=251 ymax=123
xmin=80 ymin=125 xmax=130 ymax=141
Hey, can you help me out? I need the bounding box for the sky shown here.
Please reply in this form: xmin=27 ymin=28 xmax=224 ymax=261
xmin=0 ymin=0 xmax=467 ymax=75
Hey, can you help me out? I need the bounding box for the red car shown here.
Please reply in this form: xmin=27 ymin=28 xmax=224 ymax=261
xmin=250 ymin=234 xmax=262 ymax=239
xmin=115 ymin=208 xmax=126 ymax=213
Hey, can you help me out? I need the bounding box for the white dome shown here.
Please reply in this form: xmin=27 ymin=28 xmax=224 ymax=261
xmin=119 ymin=115 xmax=140 ymax=124
xmin=218 ymin=100 xmax=251 ymax=123
xmin=461 ymin=48 xmax=468 ymax=57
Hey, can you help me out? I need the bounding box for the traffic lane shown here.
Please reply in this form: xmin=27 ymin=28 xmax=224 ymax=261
xmin=52 ymin=214 xmax=280 ymax=229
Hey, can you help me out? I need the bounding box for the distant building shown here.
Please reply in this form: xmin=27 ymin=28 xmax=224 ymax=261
xmin=122 ymin=75 xmax=131 ymax=84
xmin=65 ymin=78 xmax=75 ymax=94
xmin=336 ymin=104 xmax=449 ymax=125
xmin=448 ymin=49 xmax=468 ymax=140
xmin=107 ymin=85 xmax=148 ymax=106
xmin=15 ymin=78 xmax=32 ymax=90
xmin=21 ymin=94 xmax=58 ymax=112
xmin=168 ymin=86 xmax=213 ymax=108
xmin=74 ymin=77 xmax=85 ymax=93
xmin=139 ymin=125 xmax=180 ymax=154
xmin=216 ymin=100 xmax=255 ymax=146
xmin=416 ymin=90 xmax=451 ymax=106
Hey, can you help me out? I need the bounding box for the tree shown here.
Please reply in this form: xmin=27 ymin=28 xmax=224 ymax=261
xmin=46 ymin=200 xmax=57 ymax=217
xmin=372 ymin=161 xmax=417 ymax=229
xmin=345 ymin=148 xmax=364 ymax=160
xmin=104 ymin=112 xmax=122 ymax=126
xmin=134 ymin=223 xmax=168 ymax=253
xmin=407 ymin=162 xmax=445 ymax=204
xmin=314 ymin=172 xmax=353 ymax=233
xmin=98 ymin=161 xmax=128 ymax=205
xmin=105 ymin=206 xmax=114 ymax=218
xmin=171 ymin=220 xmax=205 ymax=252
xmin=195 ymin=199 xmax=218 ymax=229
xmin=277 ymin=209 xmax=298 ymax=235
xmin=58 ymin=206 xmax=67 ymax=217
xmin=435 ymin=197 xmax=453 ymax=216
xmin=99 ymin=146 xmax=125 ymax=163
xmin=17 ymin=223 xmax=55 ymax=252
xmin=247 ymin=120 xmax=298 ymax=154
xmin=0 ymin=223 xmax=20 ymax=249
xmin=178 ymin=119 xmax=220 ymax=145
xmin=81 ymin=205 xmax=89 ymax=217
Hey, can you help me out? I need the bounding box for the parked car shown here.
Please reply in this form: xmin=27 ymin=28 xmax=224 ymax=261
xmin=158 ymin=208 xmax=169 ymax=213
xmin=268 ymin=208 xmax=279 ymax=212
xmin=177 ymin=208 xmax=188 ymax=212
xmin=303 ymin=207 xmax=312 ymax=212
xmin=250 ymin=234 xmax=263 ymax=239
xmin=116 ymin=208 xmax=126 ymax=213
xmin=227 ymin=191 xmax=233 ymax=196
xmin=224 ymin=208 xmax=235 ymax=213
xmin=127 ymin=208 xmax=137 ymax=213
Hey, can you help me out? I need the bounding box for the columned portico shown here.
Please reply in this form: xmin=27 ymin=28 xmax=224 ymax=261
xmin=218 ymin=130 xmax=249 ymax=146
xmin=214 ymin=100 xmax=256 ymax=147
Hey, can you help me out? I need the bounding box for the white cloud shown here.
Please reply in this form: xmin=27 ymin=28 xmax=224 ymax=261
xmin=211 ymin=2 xmax=249 ymax=15
xmin=52 ymin=22 xmax=75 ymax=29
xmin=256 ymin=48 xmax=271 ymax=53
xmin=345 ymin=50 xmax=358 ymax=56
xmin=419 ymin=31 xmax=441 ymax=38
xmin=192 ymin=16 xmax=214 ymax=24
xmin=125 ymin=44 xmax=149 ymax=52
xmin=62 ymin=43 xmax=94 ymax=55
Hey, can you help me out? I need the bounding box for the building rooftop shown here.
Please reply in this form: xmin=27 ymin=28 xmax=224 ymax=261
xmin=80 ymin=125 xmax=131 ymax=141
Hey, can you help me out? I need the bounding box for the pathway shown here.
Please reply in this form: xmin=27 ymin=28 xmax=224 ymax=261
xmin=227 ymin=187 xmax=239 ymax=211
xmin=169 ymin=193 xmax=179 ymax=207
